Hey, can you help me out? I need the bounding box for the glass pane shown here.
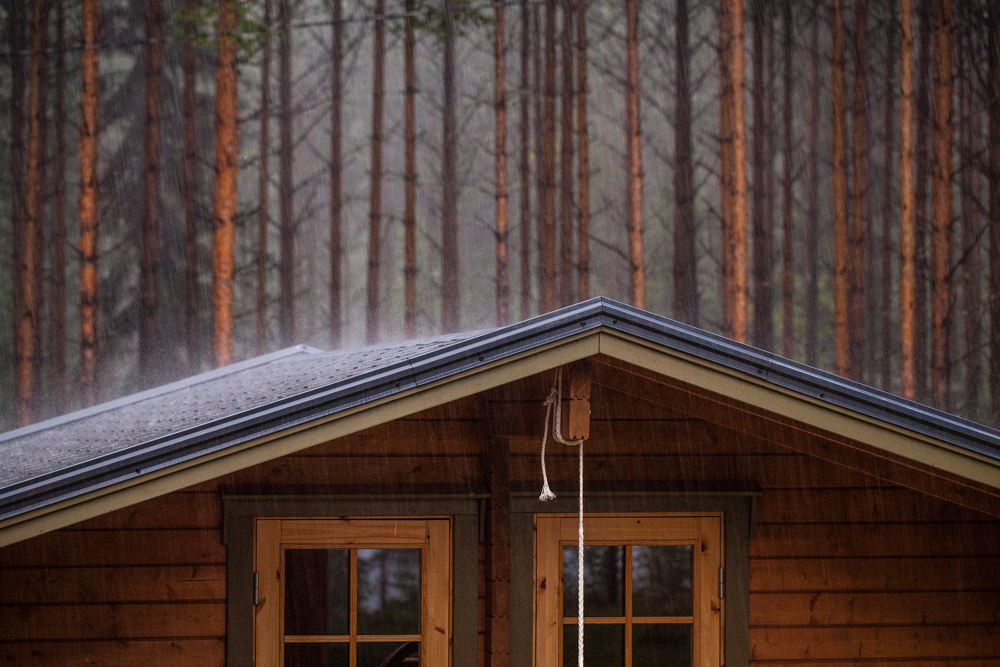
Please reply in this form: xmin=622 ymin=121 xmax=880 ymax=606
xmin=285 ymin=549 xmax=351 ymax=636
xmin=564 ymin=546 xmax=625 ymax=617
xmin=357 ymin=641 xmax=420 ymax=667
xmin=632 ymin=624 xmax=692 ymax=667
xmin=632 ymin=545 xmax=694 ymax=617
xmin=562 ymin=623 xmax=624 ymax=667
xmin=357 ymin=549 xmax=421 ymax=635
xmin=284 ymin=643 xmax=350 ymax=667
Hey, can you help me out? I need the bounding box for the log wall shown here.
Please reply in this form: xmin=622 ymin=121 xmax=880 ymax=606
xmin=2 ymin=372 xmax=999 ymax=666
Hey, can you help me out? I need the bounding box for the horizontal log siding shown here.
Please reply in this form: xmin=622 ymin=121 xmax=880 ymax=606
xmin=2 ymin=376 xmax=1000 ymax=666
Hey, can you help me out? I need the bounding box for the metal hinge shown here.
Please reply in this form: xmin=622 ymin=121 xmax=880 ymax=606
xmin=718 ymin=566 xmax=725 ymax=600
xmin=253 ymin=571 xmax=259 ymax=606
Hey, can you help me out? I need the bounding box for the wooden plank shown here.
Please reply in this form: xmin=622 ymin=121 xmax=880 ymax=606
xmin=749 ymin=662 xmax=1000 ymax=667
xmin=280 ymin=519 xmax=428 ymax=545
xmin=511 ymin=453 xmax=881 ymax=489
xmin=218 ymin=455 xmax=484 ymax=488
xmin=0 ymin=602 xmax=226 ymax=641
xmin=750 ymin=591 xmax=1000 ymax=626
xmin=301 ymin=421 xmax=483 ymax=457
xmin=0 ymin=529 xmax=225 ymax=567
xmin=72 ymin=493 xmax=222 ymax=530
xmin=0 ymin=565 xmax=226 ymax=604
xmin=508 ymin=421 xmax=789 ymax=456
xmin=749 ymin=625 xmax=1000 ymax=660
xmin=751 ymin=523 xmax=1000 ymax=558
xmin=756 ymin=488 xmax=997 ymax=524
xmin=534 ymin=516 xmax=562 ymax=667
xmin=424 ymin=519 xmax=452 ymax=667
xmin=696 ymin=516 xmax=723 ymax=667
xmin=0 ymin=639 xmax=224 ymax=667
xmin=558 ymin=516 xmax=703 ymax=543
xmin=750 ymin=557 xmax=1000 ymax=592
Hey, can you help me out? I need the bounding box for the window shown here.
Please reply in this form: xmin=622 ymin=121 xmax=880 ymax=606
xmin=224 ymin=496 xmax=480 ymax=667
xmin=254 ymin=519 xmax=450 ymax=667
xmin=534 ymin=515 xmax=722 ymax=667
xmin=510 ymin=492 xmax=752 ymax=667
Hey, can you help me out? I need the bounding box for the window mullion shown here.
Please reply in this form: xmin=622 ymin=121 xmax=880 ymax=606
xmin=624 ymin=544 xmax=633 ymax=667
xmin=350 ymin=548 xmax=358 ymax=667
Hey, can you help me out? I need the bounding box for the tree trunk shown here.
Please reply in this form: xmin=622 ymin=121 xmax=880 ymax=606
xmin=721 ymin=0 xmax=747 ymax=341
xmin=519 ymin=0 xmax=533 ymax=318
xmin=278 ymin=0 xmax=295 ymax=347
xmin=402 ymin=0 xmax=416 ymax=337
xmin=991 ymin=0 xmax=1000 ymax=417
xmin=881 ymin=0 xmax=896 ymax=389
xmin=533 ymin=2 xmax=545 ymax=314
xmin=79 ymin=0 xmax=99 ymax=402
xmin=183 ymin=0 xmax=200 ymax=370
xmin=914 ymin=0 xmax=931 ymax=400
xmin=831 ymin=0 xmax=849 ymax=377
xmin=930 ymin=0 xmax=953 ymax=409
xmin=850 ymin=0 xmax=870 ymax=382
xmin=366 ymin=0 xmax=385 ymax=343
xmin=559 ymin=0 xmax=574 ymax=307
xmin=751 ymin=3 xmax=773 ymax=351
xmin=673 ymin=0 xmax=696 ymax=326
xmin=541 ymin=0 xmax=557 ymax=313
xmin=257 ymin=0 xmax=272 ymax=355
xmin=960 ymin=30 xmax=982 ymax=416
xmin=8 ymin=1 xmax=25 ymax=408
xmin=19 ymin=0 xmax=47 ymax=425
xmin=804 ymin=2 xmax=819 ymax=366
xmin=496 ymin=0 xmax=511 ymax=324
xmin=51 ymin=0 xmax=67 ymax=409
xmin=330 ymin=0 xmax=343 ymax=347
xmin=140 ymin=0 xmax=163 ymax=380
xmin=780 ymin=0 xmax=793 ymax=358
xmin=625 ymin=0 xmax=645 ymax=309
xmin=899 ymin=0 xmax=916 ymax=399
xmin=211 ymin=0 xmax=239 ymax=368
xmin=575 ymin=0 xmax=589 ymax=302
xmin=441 ymin=0 xmax=460 ymax=331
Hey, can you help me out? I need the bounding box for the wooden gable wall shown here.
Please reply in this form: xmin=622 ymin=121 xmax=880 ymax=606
xmin=2 ymin=362 xmax=999 ymax=665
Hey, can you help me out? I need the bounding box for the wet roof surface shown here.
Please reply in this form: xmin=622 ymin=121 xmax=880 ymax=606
xmin=0 ymin=332 xmax=480 ymax=487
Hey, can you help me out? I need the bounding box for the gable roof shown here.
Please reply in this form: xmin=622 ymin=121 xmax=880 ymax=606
xmin=2 ymin=297 xmax=999 ymax=546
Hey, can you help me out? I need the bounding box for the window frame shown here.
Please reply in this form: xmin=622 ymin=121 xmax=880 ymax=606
xmin=511 ymin=491 xmax=755 ymax=667
xmin=224 ymin=496 xmax=483 ymax=667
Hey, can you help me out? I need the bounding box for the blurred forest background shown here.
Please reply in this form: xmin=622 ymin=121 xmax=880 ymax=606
xmin=0 ymin=0 xmax=997 ymax=432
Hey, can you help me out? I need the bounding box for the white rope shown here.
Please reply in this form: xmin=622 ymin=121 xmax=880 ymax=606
xmin=537 ymin=368 xmax=585 ymax=667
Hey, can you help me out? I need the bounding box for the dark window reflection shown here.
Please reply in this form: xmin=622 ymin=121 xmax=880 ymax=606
xmin=564 ymin=546 xmax=625 ymax=617
xmin=562 ymin=623 xmax=624 ymax=667
xmin=357 ymin=549 xmax=421 ymax=635
xmin=357 ymin=642 xmax=420 ymax=667
xmin=285 ymin=549 xmax=351 ymax=636
xmin=632 ymin=624 xmax=692 ymax=667
xmin=284 ymin=643 xmax=350 ymax=667
xmin=632 ymin=545 xmax=693 ymax=617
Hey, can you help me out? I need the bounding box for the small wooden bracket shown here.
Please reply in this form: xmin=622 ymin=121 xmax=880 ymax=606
xmin=566 ymin=366 xmax=591 ymax=441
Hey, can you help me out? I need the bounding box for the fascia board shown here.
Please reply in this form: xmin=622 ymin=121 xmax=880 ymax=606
xmin=0 ymin=332 xmax=600 ymax=548
xmin=597 ymin=329 xmax=1000 ymax=491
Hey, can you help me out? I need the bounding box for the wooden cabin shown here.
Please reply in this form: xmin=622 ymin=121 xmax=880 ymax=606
xmin=1 ymin=298 xmax=998 ymax=667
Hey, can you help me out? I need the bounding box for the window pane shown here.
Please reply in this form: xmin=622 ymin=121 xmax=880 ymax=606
xmin=632 ymin=624 xmax=692 ymax=667
xmin=284 ymin=643 xmax=350 ymax=667
xmin=563 ymin=546 xmax=625 ymax=617
xmin=632 ymin=545 xmax=693 ymax=617
xmin=357 ymin=641 xmax=420 ymax=667
xmin=357 ymin=549 xmax=421 ymax=635
xmin=285 ymin=549 xmax=350 ymax=636
xmin=562 ymin=623 xmax=624 ymax=667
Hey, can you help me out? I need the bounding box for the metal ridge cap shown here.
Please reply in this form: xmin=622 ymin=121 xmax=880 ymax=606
xmin=0 ymin=345 xmax=322 ymax=443
xmin=598 ymin=300 xmax=1000 ymax=461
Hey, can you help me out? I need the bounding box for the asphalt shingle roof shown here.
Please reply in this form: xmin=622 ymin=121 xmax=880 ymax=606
xmin=0 ymin=332 xmax=481 ymax=487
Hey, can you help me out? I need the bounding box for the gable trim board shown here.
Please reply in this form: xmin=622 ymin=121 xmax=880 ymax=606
xmin=1 ymin=298 xmax=999 ymax=548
